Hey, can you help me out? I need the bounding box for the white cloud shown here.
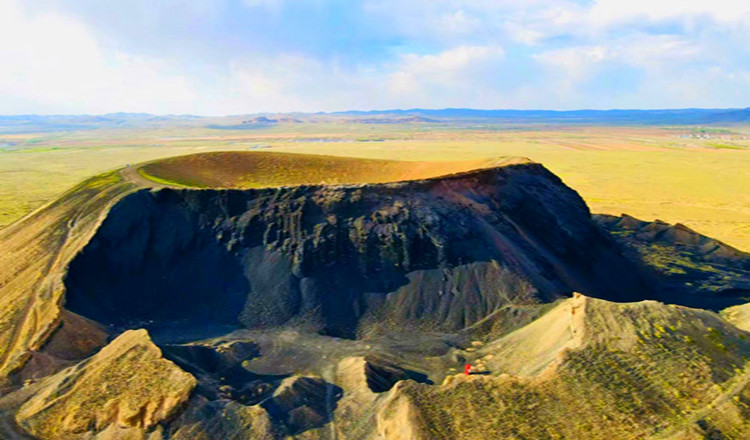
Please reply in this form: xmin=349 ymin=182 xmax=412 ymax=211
xmin=217 ymin=55 xmax=322 ymax=113
xmin=590 ymin=0 xmax=750 ymax=24
xmin=0 ymin=0 xmax=195 ymax=114
xmin=243 ymin=0 xmax=282 ymax=5
xmin=209 ymin=45 xmax=510 ymax=113
xmin=206 ymin=53 xmax=383 ymax=114
xmin=535 ymin=45 xmax=609 ymax=78
xmin=534 ymin=34 xmax=706 ymax=79
xmin=531 ymin=45 xmax=611 ymax=103
xmin=3 ymin=0 xmax=750 ymax=113
xmin=434 ymin=10 xmax=482 ymax=37
xmin=389 ymin=45 xmax=506 ymax=95
xmin=529 ymin=32 xmax=750 ymax=109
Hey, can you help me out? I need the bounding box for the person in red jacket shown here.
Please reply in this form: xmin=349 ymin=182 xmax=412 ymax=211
xmin=464 ymin=363 xmax=472 ymax=375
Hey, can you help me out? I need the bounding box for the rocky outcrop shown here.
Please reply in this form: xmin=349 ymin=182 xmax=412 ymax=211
xmin=595 ymin=214 xmax=750 ymax=264
xmin=169 ymin=398 xmax=277 ymax=440
xmin=261 ymin=376 xmax=342 ymax=435
xmin=160 ymin=341 xmax=268 ymax=402
xmin=337 ymin=356 xmax=430 ymax=395
xmin=15 ymin=330 xmax=196 ymax=439
xmin=377 ymin=382 xmax=433 ymax=440
xmin=10 ymin=310 xmax=108 ymax=385
xmin=364 ymin=357 xmax=413 ymax=393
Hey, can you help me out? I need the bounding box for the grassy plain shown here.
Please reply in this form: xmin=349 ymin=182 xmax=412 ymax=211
xmin=0 ymin=123 xmax=748 ymax=250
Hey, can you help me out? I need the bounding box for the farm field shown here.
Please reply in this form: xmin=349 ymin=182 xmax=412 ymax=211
xmin=1 ymin=123 xmax=749 ymax=250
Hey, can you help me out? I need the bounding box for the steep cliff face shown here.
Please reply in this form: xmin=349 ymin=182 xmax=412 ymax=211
xmin=64 ymin=163 xmax=650 ymax=340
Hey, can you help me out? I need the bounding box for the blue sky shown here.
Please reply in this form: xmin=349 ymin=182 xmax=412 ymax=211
xmin=2 ymin=0 xmax=750 ymax=114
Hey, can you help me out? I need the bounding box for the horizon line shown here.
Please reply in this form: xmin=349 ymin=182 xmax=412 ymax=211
xmin=0 ymin=106 xmax=748 ymax=118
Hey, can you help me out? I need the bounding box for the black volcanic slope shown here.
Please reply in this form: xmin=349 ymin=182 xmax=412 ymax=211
xmin=65 ymin=162 xmax=670 ymax=340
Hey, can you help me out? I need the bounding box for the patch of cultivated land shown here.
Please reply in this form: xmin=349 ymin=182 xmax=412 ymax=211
xmin=0 ymin=124 xmax=748 ymax=250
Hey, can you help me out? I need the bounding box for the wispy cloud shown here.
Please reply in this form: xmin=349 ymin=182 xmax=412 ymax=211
xmin=0 ymin=0 xmax=195 ymax=114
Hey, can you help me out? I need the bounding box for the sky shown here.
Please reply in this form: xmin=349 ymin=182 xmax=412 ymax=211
xmin=1 ymin=0 xmax=750 ymax=115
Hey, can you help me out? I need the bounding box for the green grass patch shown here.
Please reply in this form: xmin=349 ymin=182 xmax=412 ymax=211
xmin=9 ymin=146 xmax=62 ymax=153
xmin=136 ymin=167 xmax=202 ymax=188
xmin=81 ymin=171 xmax=122 ymax=190
xmin=708 ymin=143 xmax=745 ymax=150
xmin=641 ymin=243 xmax=722 ymax=275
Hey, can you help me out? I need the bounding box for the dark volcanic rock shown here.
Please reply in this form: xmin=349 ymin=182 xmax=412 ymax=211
xmin=159 ymin=341 xmax=285 ymax=404
xmin=595 ymin=213 xmax=750 ymax=309
xmin=364 ymin=356 xmax=431 ymax=393
xmin=261 ymin=376 xmax=342 ymax=435
xmin=64 ymin=163 xmax=653 ymax=339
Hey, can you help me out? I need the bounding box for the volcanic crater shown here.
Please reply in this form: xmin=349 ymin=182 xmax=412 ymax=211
xmin=1 ymin=151 xmax=749 ymax=440
xmin=65 ymin=155 xmax=634 ymax=338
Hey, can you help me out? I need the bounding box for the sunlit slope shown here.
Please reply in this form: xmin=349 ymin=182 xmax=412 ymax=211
xmin=0 ymin=172 xmax=137 ymax=384
xmin=137 ymin=151 xmax=529 ymax=188
xmin=15 ymin=330 xmax=195 ymax=439
xmin=723 ymin=303 xmax=750 ymax=332
xmin=382 ymin=294 xmax=750 ymax=440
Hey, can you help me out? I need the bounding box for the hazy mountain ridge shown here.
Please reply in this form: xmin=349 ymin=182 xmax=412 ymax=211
xmin=2 ymin=107 xmax=750 ymax=133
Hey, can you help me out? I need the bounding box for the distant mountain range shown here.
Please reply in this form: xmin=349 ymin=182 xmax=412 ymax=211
xmin=1 ymin=107 xmax=749 ymax=133
xmin=332 ymin=107 xmax=750 ymax=124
